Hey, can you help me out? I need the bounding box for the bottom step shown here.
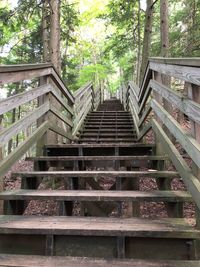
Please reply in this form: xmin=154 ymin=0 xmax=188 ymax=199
xmin=0 ymin=254 xmax=200 ymax=267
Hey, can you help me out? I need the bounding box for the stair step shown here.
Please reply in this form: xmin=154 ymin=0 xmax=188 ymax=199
xmin=79 ymin=134 xmax=136 ymax=137
xmin=85 ymin=118 xmax=133 ymax=123
xmin=79 ymin=138 xmax=137 ymax=142
xmin=0 ymin=190 xmax=192 ymax=202
xmin=0 ymin=254 xmax=199 ymax=267
xmin=81 ymin=129 xmax=135 ymax=133
xmin=92 ymin=111 xmax=129 ymax=114
xmin=84 ymin=125 xmax=134 ymax=129
xmin=0 ymin=216 xmax=197 ymax=238
xmin=87 ymin=116 xmax=132 ymax=119
xmin=26 ymin=155 xmax=168 ymax=161
xmin=84 ymin=122 xmax=133 ymax=125
xmin=12 ymin=170 xmax=179 ymax=179
xmin=87 ymin=113 xmax=131 ymax=116
xmin=45 ymin=143 xmax=155 ymax=148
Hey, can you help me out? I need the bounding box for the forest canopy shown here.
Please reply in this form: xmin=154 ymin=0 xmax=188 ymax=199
xmin=0 ymin=0 xmax=200 ymax=96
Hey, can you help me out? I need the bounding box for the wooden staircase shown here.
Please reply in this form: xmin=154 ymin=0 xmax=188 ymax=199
xmin=0 ymin=59 xmax=200 ymax=266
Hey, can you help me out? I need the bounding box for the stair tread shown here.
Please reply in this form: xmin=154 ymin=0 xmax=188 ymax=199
xmin=0 ymin=216 xmax=197 ymax=237
xmin=26 ymin=155 xmax=168 ymax=161
xmin=45 ymin=143 xmax=155 ymax=148
xmin=12 ymin=170 xmax=179 ymax=178
xmin=0 ymin=189 xmax=192 ymax=202
xmin=0 ymin=254 xmax=199 ymax=267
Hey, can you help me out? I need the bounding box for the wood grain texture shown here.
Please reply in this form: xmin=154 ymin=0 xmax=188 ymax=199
xmin=0 ymin=84 xmax=51 ymax=115
xmin=150 ymin=80 xmax=200 ymax=124
xmin=12 ymin=170 xmax=179 ymax=178
xmin=0 ymin=189 xmax=192 ymax=202
xmin=26 ymin=155 xmax=168 ymax=161
xmin=0 ymin=122 xmax=49 ymax=178
xmin=0 ymin=216 xmax=197 ymax=238
xmin=152 ymin=119 xmax=200 ymax=211
xmin=149 ymin=61 xmax=200 ymax=86
xmin=3 ymin=255 xmax=200 ymax=267
xmin=0 ymin=254 xmax=200 ymax=267
xmin=0 ymin=102 xmax=49 ymax=145
xmin=152 ymin=99 xmax=200 ymax=169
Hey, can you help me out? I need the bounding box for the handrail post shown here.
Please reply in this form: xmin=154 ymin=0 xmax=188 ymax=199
xmin=91 ymin=85 xmax=95 ymax=111
xmin=36 ymin=76 xmax=50 ymax=156
xmin=0 ymin=115 xmax=3 ymax=214
xmin=188 ymin=82 xmax=200 ymax=228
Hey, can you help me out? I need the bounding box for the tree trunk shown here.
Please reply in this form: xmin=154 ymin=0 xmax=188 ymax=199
xmin=42 ymin=0 xmax=50 ymax=62
xmin=50 ymin=0 xmax=61 ymax=75
xmin=160 ymin=0 xmax=175 ymax=143
xmin=8 ymin=108 xmax=16 ymax=154
xmin=136 ymin=0 xmax=141 ymax=85
xmin=139 ymin=0 xmax=153 ymax=86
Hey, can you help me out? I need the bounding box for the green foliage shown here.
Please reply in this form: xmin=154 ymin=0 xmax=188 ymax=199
xmin=77 ymin=64 xmax=108 ymax=87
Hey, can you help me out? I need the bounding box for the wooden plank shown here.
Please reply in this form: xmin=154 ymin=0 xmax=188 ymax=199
xmin=0 ymin=189 xmax=192 ymax=202
xmin=129 ymin=94 xmax=139 ymax=116
xmin=129 ymin=105 xmax=139 ymax=137
xmin=50 ymin=69 xmax=74 ymax=104
xmin=73 ymin=102 xmax=92 ymax=136
xmin=138 ymin=65 xmax=152 ymax=102
xmin=0 ymin=84 xmax=51 ymax=115
xmin=0 ymin=102 xmax=49 ymax=145
xmin=149 ymin=57 xmax=200 ymax=67
xmin=150 ymin=80 xmax=200 ymax=124
xmin=149 ymin=61 xmax=200 ymax=86
xmin=0 ymin=255 xmax=200 ymax=267
xmin=138 ymin=102 xmax=152 ymax=128
xmin=152 ymin=119 xmax=200 ymax=211
xmin=0 ymin=67 xmax=51 ymax=85
xmin=74 ymin=91 xmax=92 ymax=114
xmin=137 ymin=122 xmax=152 ymax=141
xmin=129 ymin=81 xmax=140 ymax=101
xmin=50 ymin=106 xmax=73 ymax=127
xmin=26 ymin=155 xmax=168 ymax=161
xmin=49 ymin=124 xmax=73 ymax=141
xmin=51 ymin=87 xmax=73 ymax=115
xmin=138 ymin=84 xmax=152 ymax=115
xmin=45 ymin=143 xmax=155 ymax=148
xmin=0 ymin=216 xmax=197 ymax=238
xmin=0 ymin=63 xmax=52 ymax=73
xmin=152 ymin=99 xmax=200 ymax=169
xmin=0 ymin=122 xmax=49 ymax=178
xmin=12 ymin=170 xmax=179 ymax=179
xmin=73 ymin=95 xmax=92 ymax=125
xmin=74 ymin=82 xmax=92 ymax=99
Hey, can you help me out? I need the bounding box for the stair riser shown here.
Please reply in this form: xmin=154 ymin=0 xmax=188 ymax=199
xmin=46 ymin=146 xmax=155 ymax=156
xmin=0 ymin=234 xmax=195 ymax=260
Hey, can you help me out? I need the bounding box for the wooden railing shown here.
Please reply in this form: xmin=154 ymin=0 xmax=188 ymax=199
xmin=73 ymin=83 xmax=102 ymax=136
xmin=0 ymin=63 xmax=74 ymax=178
xmin=120 ymin=57 xmax=200 ymax=212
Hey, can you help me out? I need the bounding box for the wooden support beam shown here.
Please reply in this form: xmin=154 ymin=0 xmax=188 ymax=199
xmin=152 ymin=119 xmax=200 ymax=211
xmin=0 ymin=121 xmax=49 ymax=178
xmin=150 ymin=80 xmax=200 ymax=124
xmin=0 ymin=102 xmax=49 ymax=145
xmin=149 ymin=61 xmax=200 ymax=86
xmin=0 ymin=84 xmax=52 ymax=115
xmin=152 ymin=99 xmax=200 ymax=170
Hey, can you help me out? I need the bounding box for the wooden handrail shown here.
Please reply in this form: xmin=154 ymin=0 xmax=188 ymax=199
xmin=0 ymin=63 xmax=74 ymax=103
xmin=72 ymin=82 xmax=101 ymax=136
xmin=119 ymin=57 xmax=200 ymax=212
xmin=0 ymin=63 xmax=74 ymax=180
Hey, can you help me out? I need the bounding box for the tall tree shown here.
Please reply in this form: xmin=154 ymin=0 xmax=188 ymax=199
xmin=160 ymin=0 xmax=169 ymax=57
xmin=50 ymin=0 xmax=61 ymax=74
xmin=139 ymin=0 xmax=154 ymax=85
